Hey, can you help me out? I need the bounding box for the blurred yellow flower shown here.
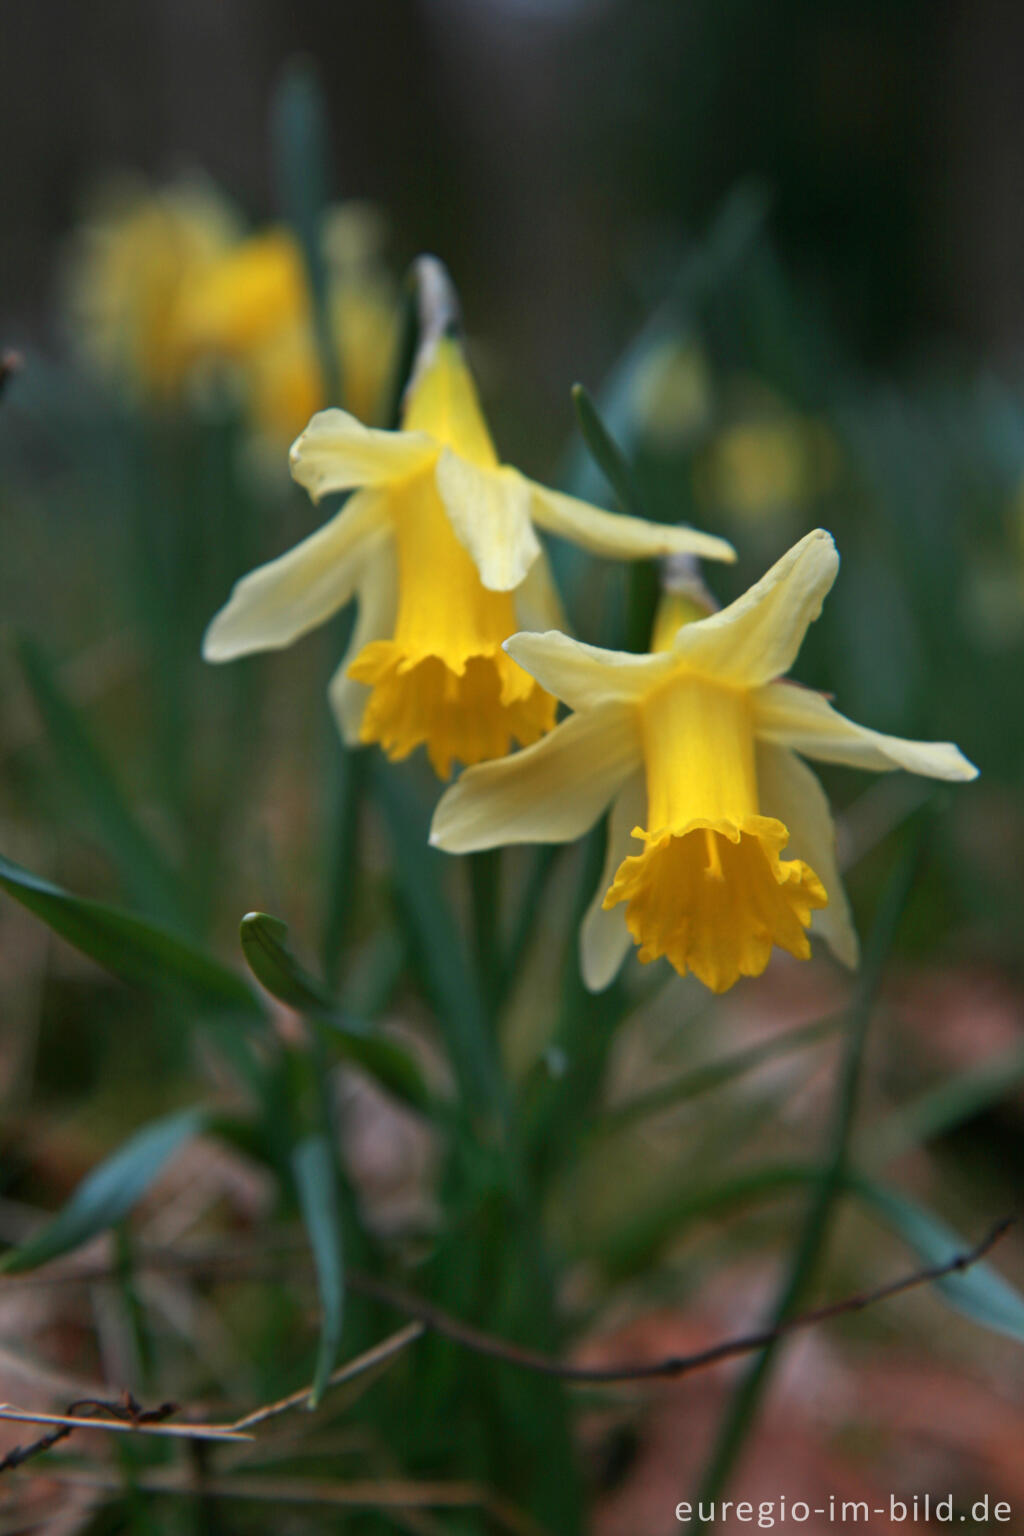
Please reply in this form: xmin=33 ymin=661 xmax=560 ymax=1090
xmin=693 ymin=380 xmax=839 ymax=528
xmin=204 ymin=333 xmax=735 ymax=778
xmin=701 ymin=418 xmax=836 ymax=518
xmin=632 ymin=337 xmax=713 ymax=448
xmin=67 ymin=185 xmax=395 ymax=437
xmin=64 ymin=176 xmax=238 ymax=399
xmin=176 ymin=208 xmax=397 ymax=438
xmin=431 ymin=530 xmax=977 ymax=992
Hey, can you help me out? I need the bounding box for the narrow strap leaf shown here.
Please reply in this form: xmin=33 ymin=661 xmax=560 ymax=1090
xmin=0 ymin=1109 xmax=207 ymax=1275
xmin=292 ymin=1134 xmax=345 ymax=1406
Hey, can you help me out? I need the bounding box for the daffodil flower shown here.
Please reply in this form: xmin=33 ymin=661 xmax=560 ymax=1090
xmin=177 ymin=216 xmax=396 ymax=437
xmin=431 ymin=529 xmax=978 ymax=993
xmin=65 ymin=176 xmax=237 ymax=399
xmin=203 ymin=330 xmax=734 ymax=777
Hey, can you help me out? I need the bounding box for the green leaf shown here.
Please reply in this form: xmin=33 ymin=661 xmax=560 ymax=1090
xmin=853 ymin=1178 xmax=1024 ymax=1345
xmin=0 ymin=851 xmax=262 ymax=1023
xmin=292 ymin=1134 xmax=345 ymax=1406
xmin=271 ymin=60 xmax=340 ymax=409
xmin=239 ymin=912 xmax=431 ymax=1113
xmin=571 ymin=384 xmax=647 ymax=520
xmin=869 ymin=1042 xmax=1024 ymax=1164
xmin=587 ymin=1163 xmax=820 ymax=1279
xmin=241 ymin=912 xmax=334 ymax=1013
xmin=595 ymin=1013 xmax=843 ymax=1138
xmin=15 ymin=634 xmax=190 ymax=932
xmin=0 ymin=1109 xmax=207 ymax=1274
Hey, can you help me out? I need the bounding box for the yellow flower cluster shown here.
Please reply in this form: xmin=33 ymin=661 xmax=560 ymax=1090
xmin=65 ymin=179 xmax=395 ymax=437
xmin=204 ymin=262 xmax=977 ymax=995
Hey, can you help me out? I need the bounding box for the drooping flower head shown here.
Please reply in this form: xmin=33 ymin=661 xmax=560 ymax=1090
xmin=203 ymin=258 xmax=735 ymax=777
xmin=431 ymin=530 xmax=978 ymax=992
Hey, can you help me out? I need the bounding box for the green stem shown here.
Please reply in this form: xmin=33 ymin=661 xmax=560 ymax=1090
xmin=596 ymin=1012 xmax=843 ymax=1138
xmin=320 ymin=730 xmax=366 ymax=991
xmin=692 ymin=820 xmax=928 ymax=1523
xmin=525 ymin=831 xmax=627 ymax=1187
xmin=469 ymin=849 xmax=502 ymax=1018
xmin=271 ymin=61 xmax=341 ymax=409
xmin=500 ymin=845 xmax=563 ymax=1003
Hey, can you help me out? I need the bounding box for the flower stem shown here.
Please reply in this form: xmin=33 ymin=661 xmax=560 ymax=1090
xmin=469 ymin=849 xmax=503 ymax=1020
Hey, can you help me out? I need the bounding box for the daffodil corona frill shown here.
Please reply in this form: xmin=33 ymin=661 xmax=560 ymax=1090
xmin=203 ymin=334 xmax=735 ymax=776
xmin=431 ymin=530 xmax=978 ymax=992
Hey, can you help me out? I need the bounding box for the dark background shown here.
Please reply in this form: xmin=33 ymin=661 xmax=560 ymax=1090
xmin=5 ymin=0 xmax=1024 ymax=404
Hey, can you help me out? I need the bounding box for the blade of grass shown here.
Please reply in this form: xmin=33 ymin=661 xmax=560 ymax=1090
xmin=571 ymin=384 xmax=648 ymax=519
xmin=292 ymin=1134 xmax=345 ymax=1406
xmin=371 ymin=763 xmax=507 ymax=1124
xmin=499 ymin=846 xmax=562 ymax=1004
xmin=868 ymin=1041 xmax=1024 ymax=1165
xmin=271 ymin=60 xmax=340 ymax=408
xmin=15 ymin=634 xmax=190 ymax=933
xmin=0 ymin=851 xmax=261 ymax=1025
xmin=239 ymin=912 xmax=430 ymax=1112
xmin=0 ymin=1108 xmax=207 ymax=1274
xmin=469 ymin=850 xmax=502 ymax=1019
xmin=320 ymin=725 xmax=366 ymax=992
xmin=595 ymin=1013 xmax=843 ymax=1138
xmin=851 ymin=1176 xmax=1024 ymax=1344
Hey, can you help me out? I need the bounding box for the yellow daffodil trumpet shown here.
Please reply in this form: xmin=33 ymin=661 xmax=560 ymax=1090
xmin=203 ymin=257 xmax=735 ymax=777
xmin=430 ymin=529 xmax=978 ymax=992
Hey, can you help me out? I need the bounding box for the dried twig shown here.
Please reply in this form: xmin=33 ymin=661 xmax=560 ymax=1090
xmin=228 ymin=1322 xmax=425 ymax=1431
xmin=0 ymin=1393 xmax=249 ymax=1475
xmin=346 ymin=1209 xmax=1018 ymax=1385
xmin=0 ymin=1209 xmax=1014 ymax=1476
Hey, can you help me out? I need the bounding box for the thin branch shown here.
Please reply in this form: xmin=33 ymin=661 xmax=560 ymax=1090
xmin=0 ymin=1393 xmax=249 ymax=1476
xmin=228 ymin=1322 xmax=425 ymax=1431
xmin=1 ymin=1210 xmax=1015 ymax=1437
xmin=346 ymin=1210 xmax=1018 ymax=1385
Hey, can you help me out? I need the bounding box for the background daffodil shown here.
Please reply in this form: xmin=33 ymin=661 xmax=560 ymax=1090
xmin=63 ymin=175 xmax=238 ymax=400
xmin=178 ymin=206 xmax=396 ymax=438
xmin=65 ymin=184 xmax=395 ymax=437
xmin=431 ymin=529 xmax=978 ymax=992
xmin=203 ymin=300 xmax=735 ymax=778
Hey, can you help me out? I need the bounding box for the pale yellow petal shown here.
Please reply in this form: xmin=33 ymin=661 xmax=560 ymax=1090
xmin=326 ymin=529 xmax=398 ymax=745
xmin=529 ymin=483 xmax=735 ymax=564
xmin=756 ymin=741 xmax=859 ymax=969
xmin=503 ymin=629 xmax=673 ymax=712
xmin=754 ymin=681 xmax=979 ymax=781
xmin=429 ymin=703 xmax=641 ymax=853
xmin=289 ymin=409 xmax=435 ymax=503
xmin=671 ymin=528 xmax=838 ymax=688
xmin=402 ymin=336 xmax=498 ymax=468
xmin=580 ymin=771 xmax=646 ymax=992
xmin=203 ymin=489 xmax=388 ymax=661
xmin=514 ymin=548 xmax=568 ymax=634
xmin=435 ymin=452 xmax=540 ymax=590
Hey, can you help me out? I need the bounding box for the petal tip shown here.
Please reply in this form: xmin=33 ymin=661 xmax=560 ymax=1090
xmin=201 ymin=617 xmax=233 ymax=663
